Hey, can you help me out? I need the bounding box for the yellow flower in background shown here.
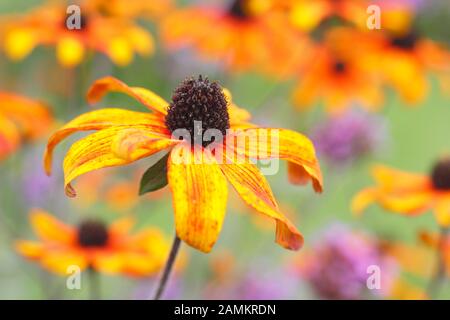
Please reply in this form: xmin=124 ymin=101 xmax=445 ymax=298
xmin=44 ymin=75 xmax=323 ymax=253
xmin=292 ymin=28 xmax=384 ymax=114
xmin=160 ymin=0 xmax=310 ymax=74
xmin=285 ymin=0 xmax=369 ymax=32
xmin=0 ymin=92 xmax=53 ymax=160
xmin=352 ymin=159 xmax=450 ymax=226
xmin=16 ymin=209 xmax=171 ymax=276
xmin=1 ymin=2 xmax=154 ymax=67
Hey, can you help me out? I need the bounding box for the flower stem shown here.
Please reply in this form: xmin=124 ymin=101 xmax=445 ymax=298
xmin=88 ymin=268 xmax=100 ymax=300
xmin=427 ymin=227 xmax=448 ymax=299
xmin=153 ymin=234 xmax=181 ymax=300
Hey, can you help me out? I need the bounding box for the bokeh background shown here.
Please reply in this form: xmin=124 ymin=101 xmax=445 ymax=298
xmin=0 ymin=0 xmax=449 ymax=299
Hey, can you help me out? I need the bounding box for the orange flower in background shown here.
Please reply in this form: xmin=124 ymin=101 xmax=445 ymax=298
xmin=420 ymin=230 xmax=450 ymax=276
xmin=0 ymin=92 xmax=53 ymax=160
xmin=370 ymin=29 xmax=450 ymax=104
xmin=16 ymin=209 xmax=171 ymax=276
xmin=44 ymin=75 xmax=323 ymax=253
xmin=292 ymin=28 xmax=383 ymax=114
xmin=160 ymin=0 xmax=310 ymax=74
xmin=1 ymin=2 xmax=154 ymax=67
xmin=85 ymin=0 xmax=173 ymax=20
xmin=352 ymin=159 xmax=450 ymax=226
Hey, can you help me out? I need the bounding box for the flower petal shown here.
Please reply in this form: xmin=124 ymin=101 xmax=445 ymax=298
xmin=41 ymin=250 xmax=88 ymax=275
xmin=29 ymin=209 xmax=76 ymax=244
xmin=63 ymin=126 xmax=178 ymax=197
xmin=167 ymin=144 xmax=228 ymax=253
xmin=230 ymin=128 xmax=323 ymax=192
xmin=87 ymin=76 xmax=169 ymax=115
xmin=371 ymin=165 xmax=431 ymax=192
xmin=15 ymin=240 xmax=45 ymax=259
xmin=351 ymin=188 xmax=379 ymax=215
xmin=44 ymin=108 xmax=168 ymax=175
xmin=220 ymin=161 xmax=303 ymax=250
xmin=378 ymin=190 xmax=434 ymax=215
xmin=434 ymin=196 xmax=450 ymax=227
xmin=0 ymin=114 xmax=20 ymax=160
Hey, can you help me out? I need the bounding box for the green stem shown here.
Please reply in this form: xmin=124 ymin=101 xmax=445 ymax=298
xmin=153 ymin=234 xmax=181 ymax=300
xmin=88 ymin=268 xmax=100 ymax=300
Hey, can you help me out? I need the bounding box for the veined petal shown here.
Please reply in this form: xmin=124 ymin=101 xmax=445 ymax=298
xmin=220 ymin=161 xmax=303 ymax=250
xmin=168 ymin=144 xmax=228 ymax=253
xmin=87 ymin=76 xmax=169 ymax=115
xmin=30 ymin=209 xmax=76 ymax=244
xmin=63 ymin=126 xmax=177 ymax=197
xmin=44 ymin=109 xmax=169 ymax=175
xmin=230 ymin=128 xmax=323 ymax=192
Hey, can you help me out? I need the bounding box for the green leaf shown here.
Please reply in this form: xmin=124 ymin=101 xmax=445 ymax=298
xmin=139 ymin=153 xmax=170 ymax=195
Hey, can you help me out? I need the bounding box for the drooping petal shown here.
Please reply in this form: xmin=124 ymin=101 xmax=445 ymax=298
xmin=87 ymin=76 xmax=169 ymax=115
xmin=44 ymin=108 xmax=169 ymax=175
xmin=30 ymin=209 xmax=76 ymax=244
xmin=229 ymin=128 xmax=323 ymax=192
xmin=220 ymin=161 xmax=303 ymax=250
xmin=167 ymin=144 xmax=228 ymax=253
xmin=62 ymin=126 xmax=178 ymax=197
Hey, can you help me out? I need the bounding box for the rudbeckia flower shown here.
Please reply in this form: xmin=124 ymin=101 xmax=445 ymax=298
xmin=44 ymin=75 xmax=323 ymax=253
xmin=371 ymin=29 xmax=450 ymax=104
xmin=292 ymin=28 xmax=384 ymax=113
xmin=352 ymin=159 xmax=450 ymax=226
xmin=0 ymin=92 xmax=53 ymax=160
xmin=160 ymin=0 xmax=309 ymax=74
xmin=1 ymin=2 xmax=154 ymax=67
xmin=16 ymin=209 xmax=171 ymax=276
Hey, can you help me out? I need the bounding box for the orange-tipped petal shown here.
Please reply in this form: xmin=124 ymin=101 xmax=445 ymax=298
xmin=29 ymin=209 xmax=76 ymax=244
xmin=62 ymin=126 xmax=177 ymax=197
xmin=44 ymin=108 xmax=168 ymax=175
xmin=167 ymin=144 xmax=228 ymax=253
xmin=231 ymin=128 xmax=323 ymax=192
xmin=220 ymin=161 xmax=303 ymax=250
xmin=87 ymin=76 xmax=169 ymax=115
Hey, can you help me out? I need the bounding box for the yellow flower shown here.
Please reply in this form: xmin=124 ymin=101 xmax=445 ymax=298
xmin=85 ymin=0 xmax=173 ymax=20
xmin=352 ymin=160 xmax=450 ymax=226
xmin=1 ymin=2 xmax=154 ymax=67
xmin=44 ymin=75 xmax=323 ymax=253
xmin=0 ymin=92 xmax=53 ymax=160
xmin=16 ymin=209 xmax=172 ymax=276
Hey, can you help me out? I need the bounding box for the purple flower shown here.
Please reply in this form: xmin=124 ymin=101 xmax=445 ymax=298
xmin=311 ymin=110 xmax=387 ymax=166
xmin=300 ymin=225 xmax=397 ymax=300
xmin=203 ymin=261 xmax=299 ymax=300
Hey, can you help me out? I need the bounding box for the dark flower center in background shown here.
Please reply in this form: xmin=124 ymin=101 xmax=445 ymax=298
xmin=77 ymin=220 xmax=109 ymax=247
xmin=390 ymin=32 xmax=418 ymax=50
xmin=431 ymin=159 xmax=450 ymax=190
xmin=333 ymin=61 xmax=347 ymax=74
xmin=228 ymin=0 xmax=249 ymax=20
xmin=165 ymin=76 xmax=230 ymax=147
